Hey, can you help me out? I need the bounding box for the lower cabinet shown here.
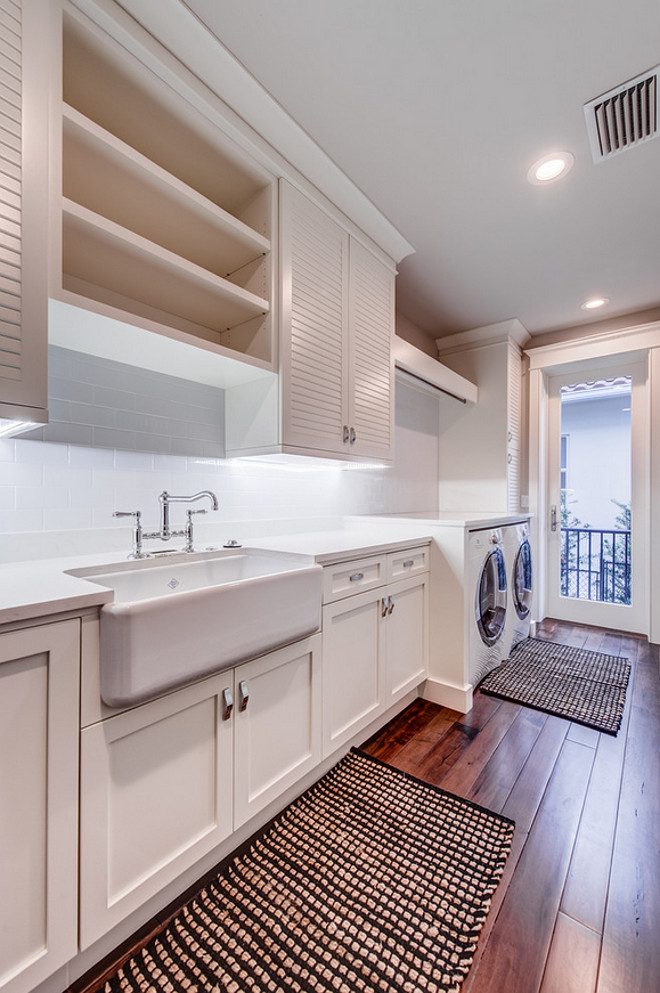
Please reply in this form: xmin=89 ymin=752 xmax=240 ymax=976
xmin=79 ymin=633 xmax=321 ymax=949
xmin=0 ymin=619 xmax=80 ymax=993
xmin=234 ymin=637 xmax=322 ymax=828
xmin=322 ymin=550 xmax=429 ymax=757
xmin=382 ymin=575 xmax=429 ymax=704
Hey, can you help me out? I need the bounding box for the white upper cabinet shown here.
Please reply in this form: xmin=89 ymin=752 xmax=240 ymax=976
xmin=0 ymin=0 xmax=50 ymax=425
xmin=280 ymin=181 xmax=395 ymax=462
xmin=348 ymin=238 xmax=395 ymax=460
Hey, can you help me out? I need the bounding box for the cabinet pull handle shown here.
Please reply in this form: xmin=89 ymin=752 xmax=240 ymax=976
xmin=343 ymin=425 xmax=350 ymax=444
xmin=349 ymin=426 xmax=357 ymax=445
xmin=222 ymin=688 xmax=233 ymax=721
xmin=388 ymin=595 xmax=395 ymax=615
xmin=381 ymin=596 xmax=389 ymax=617
xmin=402 ymin=559 xmax=414 ymax=569
xmin=349 ymin=572 xmax=364 ymax=582
xmin=239 ymin=680 xmax=250 ymax=711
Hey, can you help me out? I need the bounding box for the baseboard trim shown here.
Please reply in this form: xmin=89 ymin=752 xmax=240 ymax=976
xmin=422 ymin=677 xmax=473 ymax=714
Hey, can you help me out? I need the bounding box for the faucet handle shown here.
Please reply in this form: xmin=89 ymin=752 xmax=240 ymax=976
xmin=113 ymin=510 xmax=147 ymax=559
xmin=184 ymin=508 xmax=206 ymax=553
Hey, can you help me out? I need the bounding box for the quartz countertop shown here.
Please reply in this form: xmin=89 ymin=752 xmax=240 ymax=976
xmin=0 ymin=520 xmax=435 ymax=627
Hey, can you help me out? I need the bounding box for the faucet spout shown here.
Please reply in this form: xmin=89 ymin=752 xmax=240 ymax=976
xmin=158 ymin=490 xmax=219 ymax=538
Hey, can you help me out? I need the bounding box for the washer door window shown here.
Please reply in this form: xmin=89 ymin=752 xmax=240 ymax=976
xmin=513 ymin=539 xmax=533 ymax=619
xmin=476 ymin=547 xmax=508 ymax=646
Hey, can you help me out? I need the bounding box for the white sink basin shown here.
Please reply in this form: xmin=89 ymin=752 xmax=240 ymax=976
xmin=69 ymin=549 xmax=322 ymax=707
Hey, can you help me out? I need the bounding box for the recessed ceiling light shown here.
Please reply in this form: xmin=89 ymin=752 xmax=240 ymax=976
xmin=581 ymin=297 xmax=610 ymax=311
xmin=527 ymin=151 xmax=575 ymax=185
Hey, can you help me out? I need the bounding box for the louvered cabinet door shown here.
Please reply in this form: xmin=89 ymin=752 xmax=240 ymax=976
xmin=280 ymin=181 xmax=349 ymax=455
xmin=348 ymin=239 xmax=395 ymax=461
xmin=0 ymin=0 xmax=48 ymax=419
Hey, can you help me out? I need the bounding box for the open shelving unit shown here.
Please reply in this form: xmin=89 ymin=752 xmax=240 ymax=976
xmin=52 ymin=6 xmax=277 ymax=381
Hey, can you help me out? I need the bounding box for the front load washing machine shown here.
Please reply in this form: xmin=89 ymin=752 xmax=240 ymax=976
xmin=468 ymin=528 xmax=509 ymax=685
xmin=504 ymin=519 xmax=533 ymax=653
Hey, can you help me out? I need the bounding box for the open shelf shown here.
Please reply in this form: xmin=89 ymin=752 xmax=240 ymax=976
xmin=62 ymin=200 xmax=269 ymax=333
xmin=62 ymin=106 xmax=270 ymax=281
xmin=56 ymin=7 xmax=277 ymax=374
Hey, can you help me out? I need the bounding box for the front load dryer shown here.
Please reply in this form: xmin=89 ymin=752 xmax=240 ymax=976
xmin=505 ymin=519 xmax=533 ymax=653
xmin=468 ymin=528 xmax=509 ymax=685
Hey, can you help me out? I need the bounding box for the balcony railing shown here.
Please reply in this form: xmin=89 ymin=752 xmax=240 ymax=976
xmin=560 ymin=527 xmax=631 ymax=605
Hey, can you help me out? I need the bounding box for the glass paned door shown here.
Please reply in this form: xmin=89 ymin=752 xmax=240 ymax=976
xmin=546 ymin=360 xmax=647 ymax=633
xmin=559 ymin=376 xmax=631 ymax=604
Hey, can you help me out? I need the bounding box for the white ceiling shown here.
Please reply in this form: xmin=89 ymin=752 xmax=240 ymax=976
xmin=182 ymin=0 xmax=660 ymax=339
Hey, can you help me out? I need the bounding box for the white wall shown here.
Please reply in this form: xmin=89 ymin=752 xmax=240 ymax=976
xmin=0 ymin=376 xmax=439 ymax=557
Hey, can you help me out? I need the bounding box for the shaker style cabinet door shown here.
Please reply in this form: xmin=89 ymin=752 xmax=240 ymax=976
xmin=233 ymin=635 xmax=322 ymax=828
xmin=79 ymin=673 xmax=233 ymax=949
xmin=0 ymin=619 xmax=80 ymax=993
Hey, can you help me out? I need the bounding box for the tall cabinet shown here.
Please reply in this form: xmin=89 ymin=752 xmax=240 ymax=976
xmin=435 ymin=320 xmax=530 ymax=513
xmin=0 ymin=0 xmax=50 ymax=427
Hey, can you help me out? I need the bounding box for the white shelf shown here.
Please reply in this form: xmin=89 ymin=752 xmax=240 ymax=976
xmin=62 ymin=199 xmax=269 ymax=334
xmin=62 ymin=104 xmax=270 ymax=278
xmin=56 ymin=8 xmax=277 ymax=376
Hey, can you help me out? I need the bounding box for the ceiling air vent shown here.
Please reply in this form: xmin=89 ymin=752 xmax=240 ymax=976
xmin=584 ymin=66 xmax=659 ymax=162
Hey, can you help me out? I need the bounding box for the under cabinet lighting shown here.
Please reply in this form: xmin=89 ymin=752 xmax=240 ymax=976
xmin=0 ymin=418 xmax=42 ymax=438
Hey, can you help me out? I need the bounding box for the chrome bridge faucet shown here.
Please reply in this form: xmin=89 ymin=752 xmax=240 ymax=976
xmin=114 ymin=490 xmax=219 ymax=558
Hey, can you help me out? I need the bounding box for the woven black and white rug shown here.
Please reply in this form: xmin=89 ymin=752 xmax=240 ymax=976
xmin=480 ymin=637 xmax=631 ymax=735
xmin=105 ymin=748 xmax=514 ymax=993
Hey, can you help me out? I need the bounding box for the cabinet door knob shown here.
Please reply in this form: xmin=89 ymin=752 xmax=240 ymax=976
xmin=239 ymin=680 xmax=250 ymax=711
xmin=222 ymin=687 xmax=233 ymax=721
xmin=343 ymin=425 xmax=350 ymax=444
xmin=381 ymin=596 xmax=389 ymax=617
xmin=388 ymin=595 xmax=395 ymax=615
xmin=349 ymin=426 xmax=357 ymax=445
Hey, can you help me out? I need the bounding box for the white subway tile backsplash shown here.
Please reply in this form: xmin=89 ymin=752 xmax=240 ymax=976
xmin=0 ymin=374 xmax=439 ymax=545
xmin=1 ymin=462 xmax=43 ymax=487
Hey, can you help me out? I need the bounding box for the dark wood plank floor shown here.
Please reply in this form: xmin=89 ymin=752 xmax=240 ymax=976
xmin=362 ymin=619 xmax=660 ymax=993
xmin=72 ymin=618 xmax=659 ymax=993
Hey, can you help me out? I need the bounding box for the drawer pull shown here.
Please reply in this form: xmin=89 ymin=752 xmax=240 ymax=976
xmin=402 ymin=559 xmax=414 ymax=569
xmin=222 ymin=688 xmax=233 ymax=721
xmin=239 ymin=680 xmax=250 ymax=712
xmin=388 ymin=595 xmax=395 ymax=615
xmin=381 ymin=596 xmax=389 ymax=617
xmin=349 ymin=572 xmax=365 ymax=582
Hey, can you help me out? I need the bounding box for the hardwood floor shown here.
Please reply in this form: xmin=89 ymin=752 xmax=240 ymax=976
xmin=71 ymin=619 xmax=659 ymax=993
xmin=362 ymin=619 xmax=660 ymax=993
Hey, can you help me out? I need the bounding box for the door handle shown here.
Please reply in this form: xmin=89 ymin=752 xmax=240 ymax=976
xmin=550 ymin=505 xmax=557 ymax=532
xmin=238 ymin=680 xmax=250 ymax=711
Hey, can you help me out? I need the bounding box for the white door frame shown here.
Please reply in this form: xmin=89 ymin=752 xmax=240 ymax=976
xmin=527 ymin=323 xmax=660 ymax=642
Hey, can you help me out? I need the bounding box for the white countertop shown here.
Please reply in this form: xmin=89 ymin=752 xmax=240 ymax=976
xmin=362 ymin=510 xmax=531 ymax=529
xmin=0 ymin=520 xmax=435 ymax=627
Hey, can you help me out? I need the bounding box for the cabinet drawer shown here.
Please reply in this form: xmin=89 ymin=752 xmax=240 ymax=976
xmin=323 ymin=555 xmax=385 ymax=603
xmin=387 ymin=545 xmax=429 ymax=581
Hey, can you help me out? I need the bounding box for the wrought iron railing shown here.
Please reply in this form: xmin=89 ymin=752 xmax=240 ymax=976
xmin=560 ymin=527 xmax=631 ymax=604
